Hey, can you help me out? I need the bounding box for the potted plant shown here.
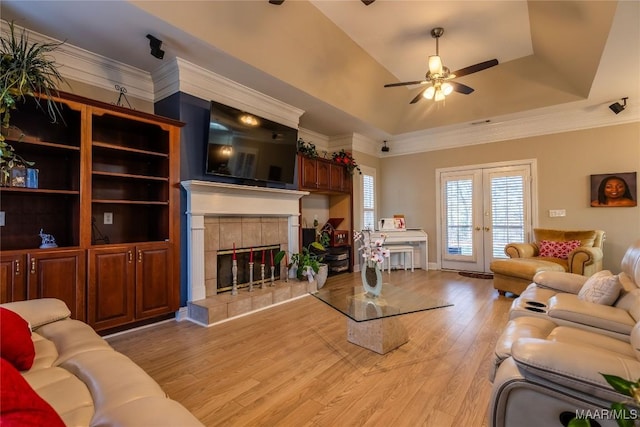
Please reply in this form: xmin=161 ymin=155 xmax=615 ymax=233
xmin=1 ymin=20 xmax=67 ymax=183
xmin=275 ymin=241 xmax=327 ymax=284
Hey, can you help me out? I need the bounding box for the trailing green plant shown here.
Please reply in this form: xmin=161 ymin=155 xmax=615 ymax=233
xmin=1 ymin=20 xmax=67 ymax=180
xmin=275 ymin=242 xmax=326 ymax=281
xmin=296 ymin=138 xmax=318 ymax=158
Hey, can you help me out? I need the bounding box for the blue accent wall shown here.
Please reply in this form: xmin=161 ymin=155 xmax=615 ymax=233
xmin=154 ymin=92 xmax=299 ymax=305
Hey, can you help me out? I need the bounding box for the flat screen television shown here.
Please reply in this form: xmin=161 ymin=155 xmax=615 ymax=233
xmin=205 ymin=100 xmax=298 ymax=186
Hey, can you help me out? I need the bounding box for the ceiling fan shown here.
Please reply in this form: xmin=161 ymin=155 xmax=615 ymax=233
xmin=384 ymin=27 xmax=498 ymax=104
xmin=269 ymin=0 xmax=375 ymax=5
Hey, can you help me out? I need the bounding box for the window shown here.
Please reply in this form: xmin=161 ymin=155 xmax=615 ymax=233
xmin=362 ymin=167 xmax=376 ymax=230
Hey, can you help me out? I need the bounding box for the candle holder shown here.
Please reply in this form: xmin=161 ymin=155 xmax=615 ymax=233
xmin=260 ymin=263 xmax=266 ymax=289
xmin=231 ymin=259 xmax=238 ymax=296
xmin=270 ymin=266 xmax=275 ymax=286
xmin=248 ymin=262 xmax=254 ymax=292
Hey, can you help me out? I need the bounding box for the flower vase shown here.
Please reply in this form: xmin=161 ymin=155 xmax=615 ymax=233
xmin=361 ymin=263 xmax=383 ymax=297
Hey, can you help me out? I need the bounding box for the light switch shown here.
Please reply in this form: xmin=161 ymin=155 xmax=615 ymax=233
xmin=104 ymin=212 xmax=113 ymax=224
xmin=548 ymin=209 xmax=566 ymax=217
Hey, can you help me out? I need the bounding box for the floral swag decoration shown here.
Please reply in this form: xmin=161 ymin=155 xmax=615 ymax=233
xmin=332 ymin=149 xmax=361 ymax=175
xmin=296 ymin=139 xmax=362 ymax=176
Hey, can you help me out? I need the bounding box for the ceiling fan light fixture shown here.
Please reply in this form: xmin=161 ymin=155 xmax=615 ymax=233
xmin=428 ymin=55 xmax=443 ymax=75
xmin=442 ymin=82 xmax=454 ymax=96
xmin=423 ymin=86 xmax=436 ymax=100
xmin=434 ymin=89 xmax=446 ymax=102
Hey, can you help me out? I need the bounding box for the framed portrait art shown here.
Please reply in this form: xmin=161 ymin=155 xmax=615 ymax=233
xmin=590 ymin=172 xmax=637 ymax=207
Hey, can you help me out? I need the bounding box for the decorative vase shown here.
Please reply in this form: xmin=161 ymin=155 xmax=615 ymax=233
xmin=361 ymin=262 xmax=383 ymax=297
xmin=316 ymin=263 xmax=329 ymax=289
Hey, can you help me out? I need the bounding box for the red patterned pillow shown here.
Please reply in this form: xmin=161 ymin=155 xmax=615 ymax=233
xmin=0 ymin=358 xmax=65 ymax=427
xmin=0 ymin=307 xmax=35 ymax=371
xmin=538 ymin=240 xmax=581 ymax=259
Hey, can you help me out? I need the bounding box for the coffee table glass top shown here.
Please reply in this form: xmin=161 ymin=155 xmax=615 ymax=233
xmin=311 ymin=283 xmax=453 ymax=322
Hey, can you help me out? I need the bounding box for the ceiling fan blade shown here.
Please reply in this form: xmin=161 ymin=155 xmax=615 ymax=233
xmin=450 ymin=81 xmax=474 ymax=95
xmin=384 ymin=80 xmax=426 ymax=88
xmin=361 ymin=0 xmax=376 ymax=4
xmin=410 ymin=89 xmax=427 ymax=104
xmin=451 ymin=59 xmax=498 ymax=78
xmin=268 ymin=0 xmax=285 ymax=4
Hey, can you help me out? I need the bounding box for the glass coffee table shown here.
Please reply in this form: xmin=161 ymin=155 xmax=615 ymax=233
xmin=311 ymin=284 xmax=452 ymax=354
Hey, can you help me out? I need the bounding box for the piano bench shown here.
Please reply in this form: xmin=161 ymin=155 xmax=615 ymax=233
xmin=384 ymin=245 xmax=414 ymax=274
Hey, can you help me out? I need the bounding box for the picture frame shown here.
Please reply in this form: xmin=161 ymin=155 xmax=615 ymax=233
xmin=590 ymin=172 xmax=637 ymax=207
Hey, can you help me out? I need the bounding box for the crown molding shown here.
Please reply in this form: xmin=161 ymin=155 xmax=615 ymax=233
xmin=387 ymin=99 xmax=640 ymax=156
xmin=152 ymin=57 xmax=304 ymax=129
xmin=0 ymin=22 xmax=154 ymax=102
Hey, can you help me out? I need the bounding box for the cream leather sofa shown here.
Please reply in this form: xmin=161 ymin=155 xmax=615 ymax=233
xmin=1 ymin=298 xmax=203 ymax=427
xmin=488 ymin=239 xmax=640 ymax=426
xmin=507 ymin=239 xmax=640 ymax=341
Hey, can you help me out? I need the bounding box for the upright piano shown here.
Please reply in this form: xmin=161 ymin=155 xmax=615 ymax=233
xmin=369 ymin=229 xmax=429 ymax=270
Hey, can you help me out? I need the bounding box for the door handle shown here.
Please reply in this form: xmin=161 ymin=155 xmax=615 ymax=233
xmin=475 ymin=226 xmax=481 ymax=231
xmin=15 ymin=259 xmax=20 ymax=275
xmin=484 ymin=226 xmax=491 ymax=231
xmin=128 ymin=250 xmax=133 ymax=263
xmin=30 ymin=258 xmax=36 ymax=274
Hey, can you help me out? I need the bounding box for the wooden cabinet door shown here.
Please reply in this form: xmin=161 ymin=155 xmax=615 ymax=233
xmin=300 ymin=156 xmax=318 ymax=189
xmin=0 ymin=253 xmax=27 ymax=303
xmin=316 ymin=160 xmax=330 ymax=190
xmin=329 ymin=163 xmax=345 ymax=192
xmin=135 ymin=242 xmax=175 ymax=319
xmin=87 ymin=246 xmax=135 ymax=330
xmin=27 ymin=249 xmax=85 ymax=320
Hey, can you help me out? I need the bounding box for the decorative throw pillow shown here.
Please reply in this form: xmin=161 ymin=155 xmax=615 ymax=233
xmin=578 ymin=270 xmax=622 ymax=305
xmin=0 ymin=307 xmax=35 ymax=371
xmin=0 ymin=358 xmax=65 ymax=427
xmin=538 ymin=240 xmax=581 ymax=259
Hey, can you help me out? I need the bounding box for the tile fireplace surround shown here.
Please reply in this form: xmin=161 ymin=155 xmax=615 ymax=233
xmin=181 ymin=180 xmax=309 ymax=324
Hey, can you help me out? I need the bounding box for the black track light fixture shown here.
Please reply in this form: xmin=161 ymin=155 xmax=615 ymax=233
xmin=381 ymin=140 xmax=390 ymax=152
xmin=609 ymin=97 xmax=628 ymax=114
xmin=146 ymin=34 xmax=165 ymax=60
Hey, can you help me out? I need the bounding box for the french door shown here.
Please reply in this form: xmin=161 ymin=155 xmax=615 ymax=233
xmin=439 ymin=162 xmax=534 ymax=273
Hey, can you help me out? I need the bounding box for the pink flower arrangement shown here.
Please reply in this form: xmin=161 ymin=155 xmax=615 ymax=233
xmin=354 ymin=230 xmax=389 ymax=267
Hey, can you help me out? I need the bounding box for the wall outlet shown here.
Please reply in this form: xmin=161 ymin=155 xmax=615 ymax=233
xmin=0 ymin=211 xmax=5 ymax=227
xmin=104 ymin=212 xmax=113 ymax=225
xmin=549 ymin=209 xmax=566 ymax=217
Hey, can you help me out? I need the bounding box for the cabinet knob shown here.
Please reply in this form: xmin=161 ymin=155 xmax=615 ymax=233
xmin=30 ymin=258 xmax=36 ymax=274
xmin=138 ymin=250 xmax=143 ymax=263
xmin=128 ymin=251 xmax=133 ymax=263
xmin=15 ymin=259 xmax=20 ymax=275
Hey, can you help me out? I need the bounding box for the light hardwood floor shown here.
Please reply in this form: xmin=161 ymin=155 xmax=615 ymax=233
xmin=107 ymin=269 xmax=514 ymax=427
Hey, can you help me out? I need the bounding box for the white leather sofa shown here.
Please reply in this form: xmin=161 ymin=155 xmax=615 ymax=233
xmin=0 ymin=298 xmax=203 ymax=427
xmin=488 ymin=239 xmax=640 ymax=426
